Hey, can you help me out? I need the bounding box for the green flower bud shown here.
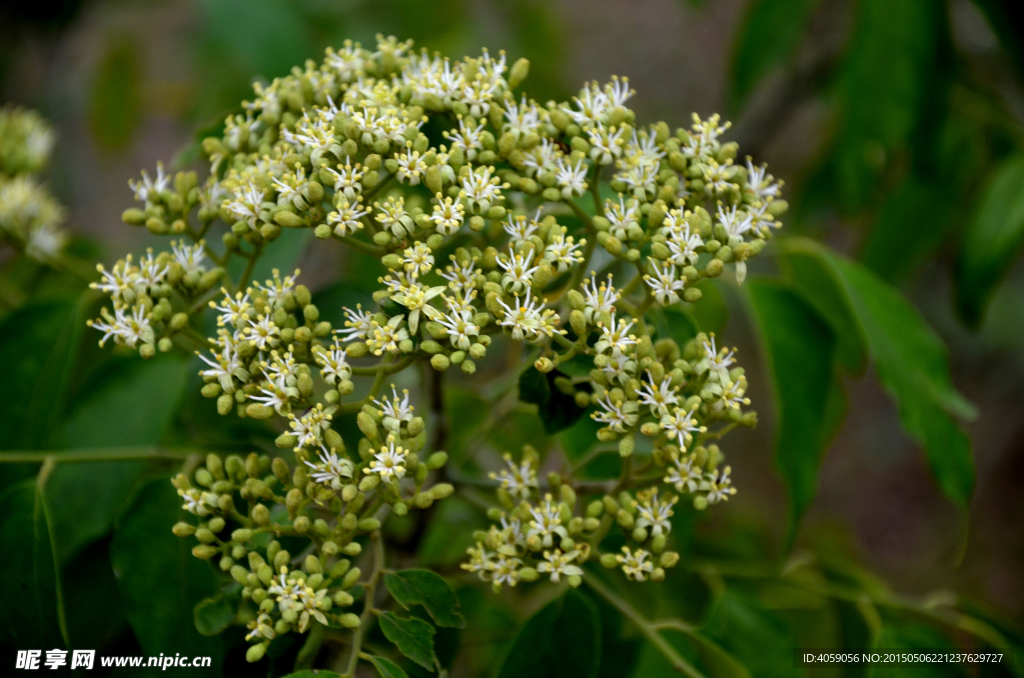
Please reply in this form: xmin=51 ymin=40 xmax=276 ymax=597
xmin=246 ymin=644 xmax=266 ymax=663
xmin=340 ymin=613 xmax=361 ymax=629
xmin=600 ymin=553 xmax=619 ymax=569
xmin=252 ymin=504 xmax=270 ymax=526
xmin=192 ymin=545 xmax=218 ymax=560
xmin=172 ymin=521 xmax=195 ymax=537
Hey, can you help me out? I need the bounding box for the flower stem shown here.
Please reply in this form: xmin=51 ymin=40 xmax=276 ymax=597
xmin=583 ymin=573 xmax=706 ymax=678
xmin=343 ymin=530 xmax=385 ymax=678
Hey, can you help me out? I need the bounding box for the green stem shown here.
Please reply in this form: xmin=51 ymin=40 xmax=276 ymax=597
xmin=333 ymin=234 xmax=383 ymax=257
xmin=584 ymin=574 xmax=705 ymax=678
xmin=344 ymin=531 xmax=386 ymax=678
xmin=294 ymin=620 xmax=325 ymax=670
xmin=237 ymin=244 xmax=263 ymax=291
xmin=0 ymin=446 xmax=202 ymax=464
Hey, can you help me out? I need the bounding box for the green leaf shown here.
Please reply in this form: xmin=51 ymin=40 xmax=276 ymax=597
xmin=779 ymin=238 xmax=976 ymax=508
xmin=416 ymin=496 xmax=482 ymax=567
xmin=194 ymin=595 xmax=235 ymax=636
xmin=279 ymin=672 xmax=342 ymax=678
xmin=496 ymin=588 xmax=601 ymax=678
xmin=702 ymin=591 xmax=800 ymax=678
xmin=44 ymin=355 xmax=190 ymax=563
xmin=747 ymin=278 xmax=843 ymax=540
xmin=833 ymin=0 xmax=944 ymax=213
xmin=366 ymin=655 xmax=409 ymax=678
xmin=227 ymin=226 xmax=312 ymax=288
xmin=660 ymin=306 xmax=699 ymax=346
xmin=0 ymin=479 xmax=63 ymax=651
xmin=378 ymin=611 xmax=436 ymax=670
xmin=956 ymin=154 xmax=1024 ymax=326
xmin=384 ymin=569 xmax=466 ymax=629
xmin=517 ymin=365 xmax=588 ymax=434
xmin=0 ymin=296 xmax=86 ymax=450
xmin=110 ymin=477 xmax=224 ymax=668
xmin=729 ymin=0 xmax=822 ymax=110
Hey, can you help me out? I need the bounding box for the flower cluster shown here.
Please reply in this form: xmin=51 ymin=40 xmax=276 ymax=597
xmin=89 ymin=34 xmax=780 ymax=652
xmin=171 ymin=397 xmax=452 ymax=662
xmin=0 ymin=107 xmax=67 ymax=262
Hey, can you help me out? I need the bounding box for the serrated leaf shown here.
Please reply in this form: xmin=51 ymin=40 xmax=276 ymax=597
xmin=747 ymin=278 xmax=843 ymax=541
xmin=110 ymin=477 xmax=224 ymax=667
xmin=384 ymin=570 xmax=465 ymax=629
xmin=956 ymin=154 xmax=1024 ymax=326
xmin=194 ymin=595 xmax=234 ymax=636
xmin=496 ymin=588 xmax=600 ymax=678
xmin=729 ymin=0 xmax=823 ymax=110
xmin=378 ymin=611 xmax=436 ymax=671
xmin=779 ymin=238 xmax=976 ymax=508
xmin=366 ymin=655 xmax=409 ymax=678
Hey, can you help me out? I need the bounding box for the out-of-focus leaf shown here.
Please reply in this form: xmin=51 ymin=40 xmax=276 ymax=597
xmin=689 ymin=278 xmax=728 ymax=336
xmin=110 ymin=477 xmax=224 ymax=668
xmin=227 ymin=227 xmax=312 ymax=290
xmin=0 ymin=479 xmax=62 ymax=652
xmin=702 ymin=591 xmax=800 ymax=678
xmin=833 ymin=0 xmax=944 ymax=213
xmin=378 ymin=611 xmax=436 ymax=670
xmin=417 ymin=496 xmax=482 ymax=567
xmin=311 ymin=281 xmax=374 ymax=331
xmin=194 ymin=595 xmax=234 ymax=636
xmin=62 ymin=540 xmax=128 ymax=651
xmin=779 ymin=238 xmax=976 ymax=508
xmin=384 ymin=569 xmax=465 ymax=629
xmin=517 ymin=365 xmax=588 ymax=434
xmin=0 ymin=296 xmax=86 ymax=450
xmin=88 ymin=35 xmax=142 ymax=152
xmin=747 ymin=278 xmax=842 ymax=541
xmin=366 ymin=655 xmax=408 ymax=678
xmin=956 ymin=154 xmax=1024 ymax=327
xmin=729 ymin=0 xmax=822 ymax=110
xmin=496 ymin=588 xmax=600 ymax=678
xmin=661 ymin=305 xmax=699 ymax=346
xmin=868 ymin=622 xmax=968 ymax=678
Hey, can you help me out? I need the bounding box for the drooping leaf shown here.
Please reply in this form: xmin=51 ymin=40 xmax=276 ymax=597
xmin=779 ymin=238 xmax=976 ymax=508
xmin=366 ymin=655 xmax=409 ymax=678
xmin=61 ymin=540 xmax=129 ymax=651
xmin=729 ymin=0 xmax=823 ymax=111
xmin=194 ymin=595 xmax=235 ymax=636
xmin=378 ymin=611 xmax=436 ymax=670
xmin=747 ymin=278 xmax=843 ymax=541
xmin=702 ymin=591 xmax=800 ymax=678
xmin=384 ymin=569 xmax=466 ymax=629
xmin=496 ymin=588 xmax=601 ymax=678
xmin=0 ymin=479 xmax=63 ymax=652
xmin=956 ymin=154 xmax=1024 ymax=327
xmin=110 ymin=477 xmax=224 ymax=668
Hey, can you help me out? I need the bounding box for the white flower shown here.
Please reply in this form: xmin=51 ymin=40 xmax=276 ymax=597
xmin=537 ymin=550 xmax=583 ymax=583
xmin=402 ymin=241 xmax=434 ymax=277
xmin=323 ymin=158 xmax=364 ymax=200
xmin=373 ymin=385 xmax=415 ymax=432
xmin=88 ymin=306 xmax=152 ymax=348
xmin=440 ymin=258 xmax=479 ymax=293
xmin=697 ymin=334 xmax=735 ymax=385
xmin=503 ymin=96 xmax=542 ymax=137
xmin=617 ymin=547 xmax=654 ymax=581
xmin=314 ymin=339 xmax=351 ymax=385
xmin=437 ymin=298 xmax=480 ymax=350
xmin=245 ymin=314 xmax=280 ymax=351
xmin=554 ymin=156 xmax=588 ymax=198
xmin=644 ymin=262 xmax=685 ymax=306
xmin=595 ymin=316 xmax=635 ymax=355
xmin=495 ymin=288 xmax=544 ymax=341
xmin=367 ymin=315 xmax=410 ymax=355
xmin=136 ymin=250 xmax=168 ymax=287
xmin=746 ymin=158 xmax=780 ymax=200
xmin=304 ymin=444 xmax=353 ymax=489
xmin=705 ymin=466 xmax=737 ymax=504
xmin=637 ymin=371 xmax=679 ymax=417
xmin=526 ymin=495 xmax=569 ymax=548
xmin=430 ymin=196 xmax=465 ymax=235
xmin=394 ymin=145 xmax=428 ymax=185
xmin=665 ymin=456 xmax=703 ymax=494
xmin=364 ymin=439 xmax=408 ymax=482
xmin=254 ymin=268 xmax=299 ymax=307
xmin=660 ymin=406 xmax=704 ymax=448
xmin=489 ymin=454 xmax=538 ymax=500
xmin=543 ymin=228 xmax=585 ymax=273
xmin=605 ymin=195 xmax=640 ymax=240
xmin=498 ymin=246 xmax=539 ymax=294
xmin=171 ymin=240 xmax=207 ymax=273
xmin=635 ymin=490 xmax=677 ymax=537
xmin=581 ymin=273 xmax=620 ymax=322
xmin=503 ymin=212 xmax=539 ymax=242
xmin=327 ymin=199 xmax=369 ymax=237
xmin=490 ymin=553 xmax=522 ymax=587
xmin=225 ymin=179 xmax=266 ymax=230
xmin=444 ymin=116 xmax=485 ymax=161
xmin=618 ymin=162 xmax=658 ymax=200
xmin=591 ymin=394 xmax=638 ymax=433
xmin=717 ymin=203 xmax=752 ymax=239
xmin=336 ymin=304 xmax=374 ymax=342
xmin=522 ymin=138 xmax=561 ymax=177
xmin=374 ymin=196 xmax=415 ymax=238
xmin=587 ymin=124 xmax=626 ymax=165
xmin=128 ymin=162 xmax=170 ymax=203
xmin=25 ymin=222 xmax=67 ymax=261
xmin=461 ymin=165 xmax=503 ymax=212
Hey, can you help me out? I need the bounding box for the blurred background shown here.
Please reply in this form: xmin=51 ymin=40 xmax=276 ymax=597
xmin=2 ymin=0 xmax=1023 ymax=645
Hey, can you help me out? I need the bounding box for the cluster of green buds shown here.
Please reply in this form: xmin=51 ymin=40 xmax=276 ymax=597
xmin=0 ymin=106 xmax=67 ymax=263
xmin=172 ymin=412 xmax=452 ymax=662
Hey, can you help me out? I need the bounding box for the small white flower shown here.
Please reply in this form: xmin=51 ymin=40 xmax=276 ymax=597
xmin=617 ymin=547 xmax=654 ymax=581
xmin=373 ymin=385 xmax=415 ymax=432
xmin=128 ymin=162 xmax=170 ymax=203
xmin=660 ymin=406 xmax=705 ymax=448
xmin=595 ymin=317 xmax=635 ymax=355
xmin=591 ymin=394 xmax=638 ymax=433
xmin=304 ymin=444 xmax=353 ymax=489
xmin=537 ymin=549 xmax=583 ymax=583
xmin=327 ymin=199 xmax=369 ymax=237
xmin=498 ymin=246 xmax=539 ymax=294
xmin=489 ymin=454 xmax=538 ymax=500
xmin=437 ymin=297 xmax=480 ymax=350
xmin=644 ymin=262 xmax=686 ymax=306
xmin=637 ymin=371 xmax=680 ymax=417
xmin=705 ymin=466 xmax=737 ymax=504
xmin=364 ymin=438 xmax=408 ymax=482
xmin=402 ymin=241 xmax=434 ymax=277
xmin=635 ymin=490 xmax=677 ymax=537
xmin=430 ymin=196 xmax=465 ymax=235
xmin=336 ymin=304 xmax=374 ymax=342
xmin=665 ymin=456 xmax=703 ymax=494
xmin=554 ymin=156 xmax=588 ymax=198
xmin=526 ymin=494 xmax=569 ymax=548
